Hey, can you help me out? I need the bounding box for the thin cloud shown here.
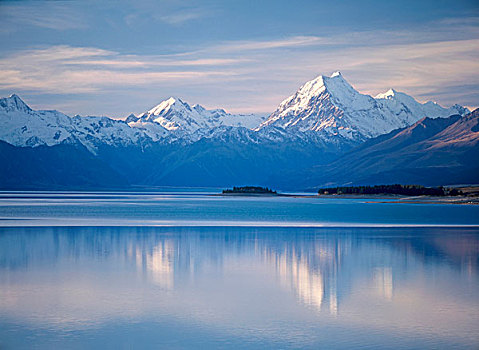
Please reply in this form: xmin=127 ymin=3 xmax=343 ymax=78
xmin=327 ymin=39 xmax=479 ymax=98
xmin=15 ymin=46 xmax=114 ymax=61
xmin=0 ymin=2 xmax=87 ymax=31
xmin=0 ymin=46 xmax=241 ymax=94
xmin=65 ymin=58 xmax=251 ymax=68
xmin=124 ymin=5 xmax=215 ymax=26
xmin=0 ymin=20 xmax=477 ymax=115
xmin=0 ymin=68 xmax=237 ymax=94
xmin=213 ymin=36 xmax=326 ymax=52
xmin=158 ymin=10 xmax=206 ymax=25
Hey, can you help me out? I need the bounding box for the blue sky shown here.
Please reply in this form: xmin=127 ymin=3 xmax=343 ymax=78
xmin=0 ymin=0 xmax=477 ymax=117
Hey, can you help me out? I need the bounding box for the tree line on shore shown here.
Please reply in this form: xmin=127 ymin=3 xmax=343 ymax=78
xmin=317 ymin=184 xmax=463 ymax=196
xmin=223 ymin=186 xmax=277 ymax=194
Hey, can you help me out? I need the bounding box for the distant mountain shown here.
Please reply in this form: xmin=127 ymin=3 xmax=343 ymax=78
xmin=285 ymin=109 xmax=479 ymax=189
xmin=0 ymin=95 xmax=339 ymax=190
xmin=258 ymin=72 xmax=468 ymax=143
xmin=0 ymin=140 xmax=128 ymax=190
xmin=0 ymin=94 xmax=152 ymax=153
xmin=0 ymin=94 xmax=266 ymax=150
xmin=0 ymin=72 xmax=474 ymax=190
xmin=130 ymin=127 xmax=341 ymax=188
xmin=132 ymin=97 xmax=266 ymax=134
xmin=1 ymin=73 xmax=468 ymax=153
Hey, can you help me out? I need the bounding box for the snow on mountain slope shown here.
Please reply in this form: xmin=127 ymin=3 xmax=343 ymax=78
xmin=134 ymin=97 xmax=265 ymax=133
xmin=0 ymin=94 xmax=149 ymax=152
xmin=0 ymin=94 xmax=264 ymax=150
xmin=70 ymin=115 xmax=149 ymax=150
xmin=258 ymin=72 xmax=468 ymax=142
xmin=0 ymin=94 xmax=75 ymax=147
xmin=296 ymin=109 xmax=479 ymax=188
xmin=0 ymin=75 xmax=469 ymax=155
xmin=374 ymin=89 xmax=468 ymax=125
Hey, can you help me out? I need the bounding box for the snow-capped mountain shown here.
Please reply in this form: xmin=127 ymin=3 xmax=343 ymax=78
xmin=285 ymin=109 xmax=479 ymax=189
xmin=0 ymin=81 xmax=476 ymax=190
xmin=0 ymin=94 xmax=266 ymax=150
xmin=0 ymin=73 xmax=470 ymax=154
xmin=374 ymin=88 xmax=469 ymax=123
xmin=258 ymin=72 xmax=468 ymax=142
xmin=132 ymin=97 xmax=266 ymax=134
xmin=0 ymin=94 xmax=149 ymax=152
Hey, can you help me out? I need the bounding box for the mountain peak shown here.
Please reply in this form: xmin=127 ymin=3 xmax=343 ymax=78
xmin=374 ymin=89 xmax=468 ymax=117
xmin=0 ymin=94 xmax=32 ymax=112
xmin=308 ymin=71 xmax=345 ymax=86
xmin=258 ymin=72 xmax=470 ymax=140
xmin=451 ymin=104 xmax=471 ymax=115
xmin=192 ymin=104 xmax=206 ymax=112
xmin=322 ymin=71 xmax=356 ymax=94
xmin=309 ymin=71 xmax=364 ymax=109
xmin=292 ymin=71 xmax=351 ymax=100
xmin=166 ymin=96 xmax=183 ymax=104
xmin=125 ymin=113 xmax=138 ymax=123
xmin=258 ymin=71 xmax=369 ymax=132
xmin=160 ymin=96 xmax=186 ymax=108
xmin=146 ymin=96 xmax=191 ymax=116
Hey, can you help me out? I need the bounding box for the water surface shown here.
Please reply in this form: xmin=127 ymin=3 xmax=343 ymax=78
xmin=0 ymin=193 xmax=478 ymax=349
xmin=0 ymin=191 xmax=478 ymax=227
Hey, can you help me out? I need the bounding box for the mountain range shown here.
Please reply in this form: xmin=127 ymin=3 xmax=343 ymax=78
xmin=0 ymin=72 xmax=476 ymax=190
xmin=275 ymin=109 xmax=479 ymax=189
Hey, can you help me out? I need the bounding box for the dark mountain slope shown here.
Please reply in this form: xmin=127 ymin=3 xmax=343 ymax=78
xmin=285 ymin=109 xmax=479 ymax=189
xmin=0 ymin=141 xmax=128 ymax=190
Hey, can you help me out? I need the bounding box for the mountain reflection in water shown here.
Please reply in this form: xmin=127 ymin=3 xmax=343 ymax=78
xmin=0 ymin=226 xmax=478 ymax=349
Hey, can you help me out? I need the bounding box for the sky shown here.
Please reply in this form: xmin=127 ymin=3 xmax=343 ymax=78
xmin=0 ymin=0 xmax=478 ymax=117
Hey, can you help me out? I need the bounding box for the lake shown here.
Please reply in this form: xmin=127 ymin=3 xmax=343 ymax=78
xmin=0 ymin=192 xmax=478 ymax=349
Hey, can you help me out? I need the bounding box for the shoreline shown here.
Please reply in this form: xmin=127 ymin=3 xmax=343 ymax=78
xmin=216 ymin=193 xmax=479 ymax=204
xmin=317 ymin=194 xmax=479 ymax=205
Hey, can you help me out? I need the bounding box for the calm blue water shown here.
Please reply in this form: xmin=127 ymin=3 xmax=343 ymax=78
xmin=0 ymin=191 xmax=478 ymax=226
xmin=0 ymin=192 xmax=478 ymax=349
